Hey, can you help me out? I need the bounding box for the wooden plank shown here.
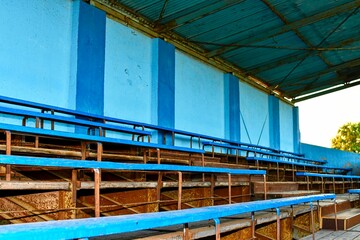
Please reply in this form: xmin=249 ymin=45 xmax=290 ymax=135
xmin=349 ymin=223 xmax=360 ymax=231
xmin=0 ymin=181 xmax=69 ymax=190
xmin=323 ymin=209 xmax=360 ymax=220
xmin=333 ymin=231 xmax=360 ymax=239
xmin=0 ymin=180 xmax=248 ymax=191
xmin=300 ymin=229 xmax=333 ymax=240
xmin=318 ymin=230 xmax=346 ymax=239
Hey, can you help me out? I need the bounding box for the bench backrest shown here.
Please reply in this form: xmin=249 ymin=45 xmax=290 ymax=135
xmin=0 ymin=105 xmax=151 ymax=136
xmin=203 ymin=141 xmax=326 ymax=164
xmin=296 ymin=172 xmax=360 ymax=179
xmin=0 ymin=95 xmax=304 ymax=157
xmin=0 ymin=122 xmax=203 ymax=154
xmin=246 ymin=156 xmax=350 ymax=172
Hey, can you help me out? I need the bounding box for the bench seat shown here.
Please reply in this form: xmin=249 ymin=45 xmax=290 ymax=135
xmin=247 ymin=156 xmax=351 ymax=173
xmin=0 ymin=106 xmax=151 ymax=137
xmin=0 ymin=193 xmax=335 ymax=239
xmin=203 ymin=141 xmax=326 ymax=164
xmin=0 ymin=123 xmax=202 ymax=154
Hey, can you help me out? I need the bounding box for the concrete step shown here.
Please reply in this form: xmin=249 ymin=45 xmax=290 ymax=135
xmin=252 ymin=181 xmax=299 ymax=194
xmin=323 ymin=208 xmax=360 ymax=230
xmin=265 ymin=190 xmax=320 ymax=198
xmin=192 ymin=159 xmax=247 ymax=167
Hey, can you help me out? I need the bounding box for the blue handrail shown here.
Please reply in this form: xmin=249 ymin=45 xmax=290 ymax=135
xmin=0 ymin=155 xmax=265 ymax=175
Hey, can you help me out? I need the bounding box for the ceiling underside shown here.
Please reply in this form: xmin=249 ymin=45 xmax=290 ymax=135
xmin=95 ymin=0 xmax=360 ymax=102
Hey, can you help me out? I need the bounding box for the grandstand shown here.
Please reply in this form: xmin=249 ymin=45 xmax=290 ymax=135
xmin=0 ymin=1 xmax=360 ymax=239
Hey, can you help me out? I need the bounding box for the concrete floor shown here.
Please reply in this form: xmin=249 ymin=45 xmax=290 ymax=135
xmin=300 ymin=223 xmax=360 ymax=240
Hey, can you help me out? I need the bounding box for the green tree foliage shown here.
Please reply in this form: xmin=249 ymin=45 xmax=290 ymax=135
xmin=331 ymin=122 xmax=360 ymax=153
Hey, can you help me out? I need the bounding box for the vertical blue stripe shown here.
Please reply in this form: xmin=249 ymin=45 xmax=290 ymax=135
xmin=76 ymin=1 xmax=105 ymax=115
xmin=152 ymin=38 xmax=175 ymax=144
xmin=293 ymin=106 xmax=300 ymax=153
xmin=269 ymin=95 xmax=280 ymax=149
xmin=224 ymin=73 xmax=240 ymax=142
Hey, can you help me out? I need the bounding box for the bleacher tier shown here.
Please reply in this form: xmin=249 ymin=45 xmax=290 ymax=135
xmin=0 ymin=96 xmax=358 ymax=239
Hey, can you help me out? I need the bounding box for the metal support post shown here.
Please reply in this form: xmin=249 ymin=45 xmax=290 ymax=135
xmin=178 ymin=171 xmax=182 ymax=210
xmin=214 ymin=218 xmax=221 ymax=240
xmin=276 ymin=208 xmax=281 ymax=240
xmin=5 ymin=131 xmax=11 ymax=181
xmin=94 ymin=168 xmax=100 ymax=217
xmin=334 ymin=199 xmax=338 ymax=231
xmin=35 ymin=117 xmax=40 ymax=148
xmin=228 ymin=173 xmax=232 ymax=204
xmin=251 ymin=211 xmax=256 ymax=239
xmin=263 ymin=174 xmax=267 ymax=200
xmin=211 ymin=174 xmax=215 ymax=206
xmin=157 ymin=148 xmax=161 ymax=164
xmin=183 ymin=223 xmax=190 ymax=240
xmin=310 ymin=202 xmax=315 ymax=240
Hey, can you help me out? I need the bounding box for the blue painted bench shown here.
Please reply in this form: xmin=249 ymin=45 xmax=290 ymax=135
xmin=246 ymin=156 xmax=351 ymax=181
xmin=0 ymin=105 xmax=151 ymax=138
xmin=0 ymin=155 xmax=267 ymax=217
xmin=0 ymin=155 xmax=265 ymax=175
xmin=0 ymin=122 xmax=202 ymax=155
xmin=296 ymin=172 xmax=360 ymax=193
xmin=348 ymin=189 xmax=360 ymax=194
xmin=0 ymin=193 xmax=335 ymax=240
xmin=203 ymin=141 xmax=326 ymax=165
xmin=0 ymin=95 xmax=304 ymax=158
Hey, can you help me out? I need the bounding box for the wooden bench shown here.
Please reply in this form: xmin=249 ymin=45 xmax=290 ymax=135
xmin=247 ymin=156 xmax=351 ymax=181
xmin=296 ymin=172 xmax=360 ymax=193
xmin=0 ymin=105 xmax=151 ymax=139
xmin=202 ymin=141 xmax=326 ymax=165
xmin=348 ymin=189 xmax=360 ymax=194
xmin=0 ymin=193 xmax=336 ymax=240
xmin=0 ymin=95 xmax=305 ymax=157
xmin=0 ymin=155 xmax=267 ymax=217
xmin=0 ymin=122 xmax=207 ymax=183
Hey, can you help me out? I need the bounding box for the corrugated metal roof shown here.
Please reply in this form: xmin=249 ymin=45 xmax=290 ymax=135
xmin=107 ymin=0 xmax=360 ymax=101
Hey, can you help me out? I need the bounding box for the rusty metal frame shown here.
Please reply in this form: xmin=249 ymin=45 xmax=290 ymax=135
xmin=5 ymin=131 xmax=11 ymax=181
xmin=310 ymin=202 xmax=315 ymax=240
xmin=334 ymin=199 xmax=338 ymax=231
xmin=178 ymin=171 xmax=182 ymax=210
xmin=228 ymin=173 xmax=232 ymax=204
xmin=276 ymin=208 xmax=281 ymax=240
xmin=251 ymin=211 xmax=256 ymax=239
xmin=214 ymin=218 xmax=221 ymax=240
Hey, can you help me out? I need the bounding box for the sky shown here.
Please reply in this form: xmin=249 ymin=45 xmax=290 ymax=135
xmin=296 ymin=85 xmax=360 ymax=148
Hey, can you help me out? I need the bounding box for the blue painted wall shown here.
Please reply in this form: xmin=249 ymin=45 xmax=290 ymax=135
xmin=301 ymin=143 xmax=360 ymax=175
xmin=224 ymin=74 xmax=240 ymax=142
xmin=0 ymin=0 xmax=77 ymax=109
xmin=0 ymin=0 xmax=302 ymax=152
xmin=153 ymin=39 xmax=175 ymax=144
xmin=279 ymin=100 xmax=294 ymax=151
xmin=269 ymin=95 xmax=280 ymax=149
xmin=293 ymin=107 xmax=300 ymax=153
xmin=175 ymin=51 xmax=225 ymax=139
xmin=104 ymin=19 xmax=153 ymax=124
xmin=76 ymin=1 xmax=105 ymax=115
xmin=239 ymin=82 xmax=269 ymax=146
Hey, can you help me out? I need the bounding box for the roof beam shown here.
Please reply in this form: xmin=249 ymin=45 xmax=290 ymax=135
xmin=207 ymin=0 xmax=360 ymax=57
xmin=293 ymin=79 xmax=360 ymax=102
xmin=247 ymin=51 xmax=310 ymax=75
xmin=156 ymin=0 xmax=242 ymax=32
xmin=279 ymin=58 xmax=360 ymax=88
xmin=155 ymin=0 xmax=220 ymax=25
xmin=261 ymin=0 xmax=333 ymax=67
xmin=243 ymin=32 xmax=360 ymax=75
